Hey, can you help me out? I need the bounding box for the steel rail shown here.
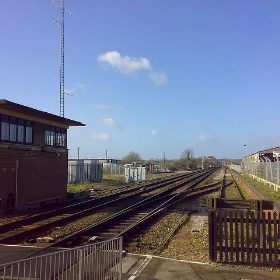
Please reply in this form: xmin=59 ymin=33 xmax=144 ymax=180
xmin=0 ymin=169 xmax=216 ymax=244
xmin=49 ymin=168 xmax=218 ymax=247
xmin=229 ymin=168 xmax=246 ymax=199
xmin=0 ymin=172 xmax=196 ymax=234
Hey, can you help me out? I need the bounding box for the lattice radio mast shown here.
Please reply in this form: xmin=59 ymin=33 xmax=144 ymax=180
xmin=52 ymin=0 xmax=74 ymax=117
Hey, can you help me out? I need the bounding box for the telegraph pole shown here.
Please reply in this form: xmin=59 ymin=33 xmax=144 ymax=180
xmin=163 ymin=151 xmax=166 ymax=171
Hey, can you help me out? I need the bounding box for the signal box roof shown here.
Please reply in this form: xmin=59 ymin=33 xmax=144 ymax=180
xmin=0 ymin=99 xmax=85 ymax=127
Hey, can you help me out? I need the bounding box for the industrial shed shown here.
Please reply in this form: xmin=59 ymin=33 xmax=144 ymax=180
xmin=243 ymin=146 xmax=280 ymax=191
xmin=243 ymin=146 xmax=280 ymax=164
xmin=0 ymin=99 xmax=84 ymax=212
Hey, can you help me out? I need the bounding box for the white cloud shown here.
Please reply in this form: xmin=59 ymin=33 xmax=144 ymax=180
xmin=65 ymin=83 xmax=86 ymax=95
xmin=149 ymin=70 xmax=168 ymax=85
xmin=91 ymin=132 xmax=111 ymax=141
xmin=77 ymin=83 xmax=86 ymax=89
xmin=102 ymin=118 xmax=123 ymax=131
xmin=197 ymin=134 xmax=216 ymax=142
xmin=97 ymin=51 xmax=151 ymax=73
xmin=64 ymin=88 xmax=75 ymax=95
xmin=69 ymin=126 xmax=88 ymax=136
xmin=97 ymin=51 xmax=167 ymax=86
xmin=70 ymin=127 xmax=112 ymax=142
xmin=151 ymin=130 xmax=161 ymax=138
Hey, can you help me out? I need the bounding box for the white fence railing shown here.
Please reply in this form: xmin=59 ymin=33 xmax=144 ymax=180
xmin=0 ymin=237 xmax=123 ymax=280
xmin=229 ymin=163 xmax=280 ymax=192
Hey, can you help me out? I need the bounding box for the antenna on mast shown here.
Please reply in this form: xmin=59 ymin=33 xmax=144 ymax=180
xmin=51 ymin=0 xmax=75 ymax=117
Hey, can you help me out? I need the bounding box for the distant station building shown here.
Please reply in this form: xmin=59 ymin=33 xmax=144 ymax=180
xmin=0 ymin=99 xmax=84 ymax=212
xmin=242 ymin=146 xmax=280 ymax=191
xmin=94 ymin=158 xmax=120 ymax=166
xmin=243 ymin=146 xmax=280 ymax=163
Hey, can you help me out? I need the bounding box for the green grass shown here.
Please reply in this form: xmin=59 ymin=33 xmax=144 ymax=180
xmin=67 ymin=174 xmax=126 ymax=194
xmin=242 ymin=174 xmax=280 ymax=203
xmin=102 ymin=173 xmax=125 ymax=183
xmin=239 ymin=184 xmax=251 ymax=199
xmin=67 ymin=182 xmax=92 ymax=193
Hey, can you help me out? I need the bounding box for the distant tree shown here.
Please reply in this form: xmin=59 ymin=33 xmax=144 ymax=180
xmin=199 ymin=156 xmax=220 ymax=168
xmin=163 ymin=159 xmax=173 ymax=170
xmin=189 ymin=158 xmax=199 ymax=169
xmin=167 ymin=163 xmax=177 ymax=172
xmin=181 ymin=148 xmax=194 ymax=160
xmin=180 ymin=148 xmax=195 ymax=169
xmin=173 ymin=160 xmax=187 ymax=171
xmin=121 ymin=151 xmax=142 ymax=164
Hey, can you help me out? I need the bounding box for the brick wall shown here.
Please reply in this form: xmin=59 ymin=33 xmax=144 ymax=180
xmin=33 ymin=122 xmax=45 ymax=146
xmin=0 ymin=147 xmax=68 ymax=211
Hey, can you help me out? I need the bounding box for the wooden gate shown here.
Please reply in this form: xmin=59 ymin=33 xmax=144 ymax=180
xmin=209 ymin=208 xmax=280 ymax=266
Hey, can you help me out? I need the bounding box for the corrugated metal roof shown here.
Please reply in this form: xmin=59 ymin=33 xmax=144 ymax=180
xmin=258 ymin=146 xmax=280 ymax=161
xmin=0 ymin=99 xmax=85 ymax=127
xmin=258 ymin=146 xmax=280 ymax=154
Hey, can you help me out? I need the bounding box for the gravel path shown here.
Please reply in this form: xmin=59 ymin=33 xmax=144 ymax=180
xmin=159 ymin=200 xmax=210 ymax=263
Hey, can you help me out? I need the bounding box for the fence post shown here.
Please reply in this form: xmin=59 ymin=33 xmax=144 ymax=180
xmin=78 ymin=248 xmax=83 ymax=280
xmin=208 ymin=210 xmax=215 ymax=261
xmin=119 ymin=237 xmax=123 ymax=279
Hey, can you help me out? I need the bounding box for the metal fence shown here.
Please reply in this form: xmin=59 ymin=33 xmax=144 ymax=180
xmin=228 ymin=164 xmax=241 ymax=173
xmin=243 ymin=160 xmax=280 ymax=191
xmin=244 ymin=161 xmax=277 ymax=183
xmin=229 ymin=161 xmax=280 ymax=192
xmin=68 ymin=163 xmax=103 ymax=183
xmin=0 ymin=237 xmax=123 ymax=280
xmin=103 ymin=165 xmax=125 ymax=175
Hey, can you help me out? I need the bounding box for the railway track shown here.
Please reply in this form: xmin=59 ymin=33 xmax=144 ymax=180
xmin=53 ymin=167 xmax=217 ymax=246
xmin=42 ymin=168 xmax=220 ymax=249
xmin=0 ymin=172 xmax=192 ymax=228
xmin=0 ymin=168 xmax=221 ymax=264
xmin=0 ymin=168 xmax=218 ymax=245
xmin=89 ymin=172 xmax=184 ymax=198
xmin=220 ymin=167 xmax=245 ymax=199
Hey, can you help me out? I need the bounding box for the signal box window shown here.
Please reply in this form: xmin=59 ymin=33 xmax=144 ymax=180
xmin=45 ymin=126 xmax=67 ymax=147
xmin=0 ymin=115 xmax=33 ymax=144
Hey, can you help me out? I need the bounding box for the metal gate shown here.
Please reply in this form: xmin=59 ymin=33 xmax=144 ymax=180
xmin=0 ymin=237 xmax=123 ymax=280
xmin=209 ymin=208 xmax=280 ymax=266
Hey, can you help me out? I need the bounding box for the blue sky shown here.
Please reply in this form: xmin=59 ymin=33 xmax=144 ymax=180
xmin=1 ymin=1 xmax=280 ymax=160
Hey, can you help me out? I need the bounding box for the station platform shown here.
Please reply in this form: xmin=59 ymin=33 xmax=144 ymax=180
xmin=122 ymin=253 xmax=280 ymax=280
xmin=0 ymin=244 xmax=63 ymax=264
xmin=1 ymin=245 xmax=279 ymax=280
